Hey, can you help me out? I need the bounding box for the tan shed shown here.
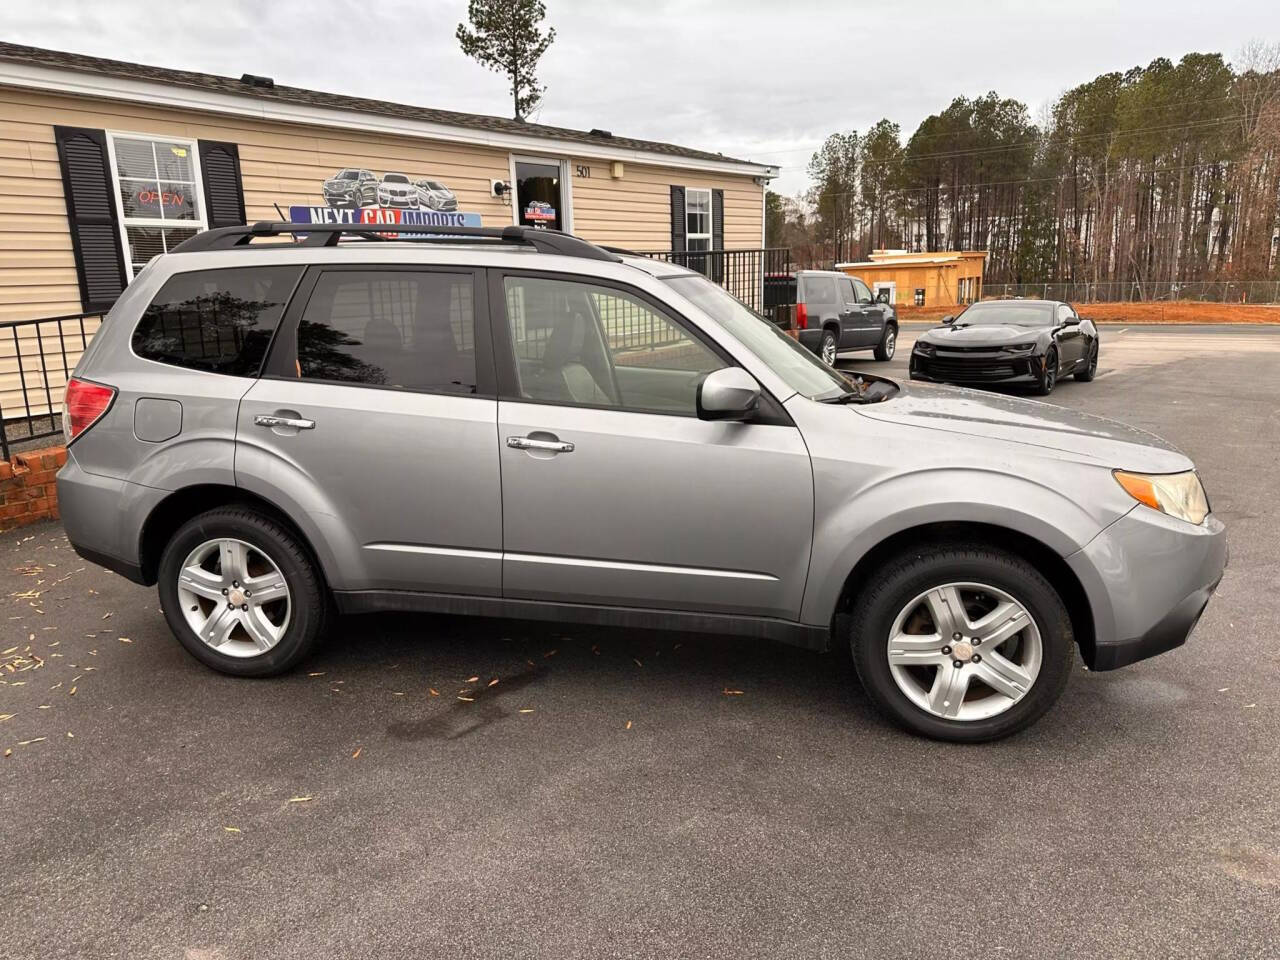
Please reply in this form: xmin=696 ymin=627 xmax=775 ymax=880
xmin=838 ymin=250 xmax=988 ymax=309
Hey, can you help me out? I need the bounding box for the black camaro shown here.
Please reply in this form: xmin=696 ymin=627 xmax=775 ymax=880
xmin=909 ymin=299 xmax=1099 ymax=395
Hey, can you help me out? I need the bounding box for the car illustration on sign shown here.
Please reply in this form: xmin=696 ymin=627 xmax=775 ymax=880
xmin=322 ymin=168 xmax=378 ymax=207
xmin=523 ymin=200 xmax=556 ymax=221
xmin=376 ymin=173 xmax=419 ymax=209
xmin=414 ymin=179 xmax=458 ymax=212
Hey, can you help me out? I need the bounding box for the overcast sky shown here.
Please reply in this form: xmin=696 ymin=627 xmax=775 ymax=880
xmin=6 ymin=0 xmax=1278 ymax=195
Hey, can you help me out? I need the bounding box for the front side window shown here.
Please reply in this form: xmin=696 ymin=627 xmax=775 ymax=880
xmin=109 ymin=133 xmax=207 ymax=279
xmin=295 ymin=271 xmax=477 ymax=393
xmin=504 ymin=275 xmax=724 ymax=415
xmin=852 ymin=277 xmax=873 ymax=304
xmin=838 ymin=277 xmax=857 ymax=305
xmin=685 ymin=188 xmax=712 ymax=253
xmin=132 ymin=266 xmax=302 ymax=375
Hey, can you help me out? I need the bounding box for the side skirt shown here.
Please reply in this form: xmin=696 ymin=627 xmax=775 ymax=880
xmin=333 ymin=590 xmax=831 ymax=651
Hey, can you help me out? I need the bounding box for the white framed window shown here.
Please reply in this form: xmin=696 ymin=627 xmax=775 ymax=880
xmin=685 ymin=187 xmax=712 ymax=251
xmin=106 ymin=132 xmax=207 ymax=279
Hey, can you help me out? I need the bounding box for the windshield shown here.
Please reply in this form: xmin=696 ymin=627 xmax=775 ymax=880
xmin=383 ymin=174 xmax=409 ymax=183
xmin=957 ymin=303 xmax=1054 ymax=327
xmin=664 ymin=274 xmax=855 ymax=401
xmin=336 ymin=170 xmax=359 ymax=180
xmin=425 ymin=181 xmax=446 ymax=190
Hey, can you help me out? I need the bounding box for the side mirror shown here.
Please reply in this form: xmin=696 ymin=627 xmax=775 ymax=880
xmin=697 ymin=367 xmax=760 ymax=422
xmin=876 ymin=291 xmax=891 ymax=304
xmin=941 ymin=315 xmax=955 ymax=325
xmin=1062 ymin=315 xmax=1081 ymax=326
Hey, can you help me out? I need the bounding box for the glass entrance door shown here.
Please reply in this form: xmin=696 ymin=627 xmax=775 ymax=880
xmin=513 ymin=159 xmax=563 ymax=231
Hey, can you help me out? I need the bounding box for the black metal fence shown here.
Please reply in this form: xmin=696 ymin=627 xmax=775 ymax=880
xmin=0 ymin=312 xmax=100 ymax=460
xmin=643 ymin=248 xmax=792 ymax=314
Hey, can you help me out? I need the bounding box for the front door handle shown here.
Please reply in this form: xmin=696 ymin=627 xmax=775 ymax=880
xmin=255 ymin=414 xmax=315 ymax=430
xmin=507 ymin=436 xmax=574 ymax=453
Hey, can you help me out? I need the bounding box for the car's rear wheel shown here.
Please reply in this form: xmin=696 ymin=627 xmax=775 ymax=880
xmin=847 ymin=543 xmax=1074 ymax=742
xmin=1075 ymin=341 xmax=1099 ymax=382
xmin=1035 ymin=347 xmax=1058 ymax=395
xmin=874 ymin=325 xmax=897 ymax=361
xmin=820 ymin=328 xmax=839 ymax=365
xmin=157 ymin=507 xmax=329 ymax=677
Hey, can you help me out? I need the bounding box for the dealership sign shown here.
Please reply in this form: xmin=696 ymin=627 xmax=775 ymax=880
xmin=289 ymin=206 xmax=481 ymax=228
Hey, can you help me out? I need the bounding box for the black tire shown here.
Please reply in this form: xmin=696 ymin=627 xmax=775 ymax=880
xmin=847 ymin=543 xmax=1074 ymax=742
xmin=874 ymin=324 xmax=897 ymax=362
xmin=1074 ymin=340 xmax=1098 ymax=382
xmin=1034 ymin=347 xmax=1058 ymax=396
xmin=157 ymin=507 xmax=330 ymax=677
xmin=820 ymin=328 xmax=839 ymax=366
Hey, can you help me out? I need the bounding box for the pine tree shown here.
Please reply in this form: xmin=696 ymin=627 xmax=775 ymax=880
xmin=456 ymin=0 xmax=556 ymax=121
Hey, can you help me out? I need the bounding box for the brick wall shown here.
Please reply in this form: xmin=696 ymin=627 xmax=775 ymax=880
xmin=0 ymin=446 xmax=67 ymax=532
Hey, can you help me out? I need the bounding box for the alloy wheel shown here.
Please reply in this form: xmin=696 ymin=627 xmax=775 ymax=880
xmin=822 ymin=334 xmax=838 ymax=365
xmin=883 ymin=330 xmax=896 ymax=358
xmin=176 ymin=538 xmax=292 ymax=658
xmin=885 ymin=581 xmax=1043 ymax=721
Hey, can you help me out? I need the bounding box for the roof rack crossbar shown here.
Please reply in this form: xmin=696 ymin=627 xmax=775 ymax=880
xmin=170 ymin=222 xmax=621 ymax=261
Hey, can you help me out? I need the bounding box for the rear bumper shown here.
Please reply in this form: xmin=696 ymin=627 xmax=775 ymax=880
xmin=797 ymin=328 xmax=823 ymax=353
xmin=56 ymin=452 xmax=162 ymax=586
xmin=1068 ymin=506 xmax=1228 ymax=671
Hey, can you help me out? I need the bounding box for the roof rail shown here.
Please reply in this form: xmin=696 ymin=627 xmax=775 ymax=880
xmin=170 ymin=222 xmax=622 ymax=262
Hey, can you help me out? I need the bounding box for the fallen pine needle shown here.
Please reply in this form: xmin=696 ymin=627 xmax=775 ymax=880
xmin=101 ymin=612 xmax=112 ymax=620
xmin=723 ymin=689 xmax=744 ymax=696
xmin=428 ymin=688 xmax=439 ymax=696
xmin=466 ymin=676 xmax=479 ymax=683
xmin=308 ymin=672 xmax=325 ymax=677
xmin=0 ymin=713 xmax=13 ymax=722
xmin=18 ymin=737 xmax=46 ymax=745
xmin=457 ymin=696 xmax=475 ymax=702
xmin=519 ymin=708 xmax=534 ymax=714
xmin=633 ymin=658 xmax=643 ymax=667
xmin=351 ymin=747 xmax=362 ymax=759
xmin=224 ymin=826 xmax=241 ymax=833
xmin=287 ymin=796 xmax=312 ymax=804
xmin=487 ymin=678 xmax=499 ymax=687
xmin=118 ymin=637 xmax=132 ymax=644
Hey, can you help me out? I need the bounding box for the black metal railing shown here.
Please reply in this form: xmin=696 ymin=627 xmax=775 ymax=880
xmin=0 ymin=312 xmax=101 ymax=461
xmin=642 ymin=248 xmax=792 ymax=314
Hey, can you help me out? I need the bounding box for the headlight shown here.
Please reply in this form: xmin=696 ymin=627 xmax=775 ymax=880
xmin=1114 ymin=470 xmax=1210 ymax=525
xmin=914 ymin=342 xmax=936 ymax=356
xmin=1003 ymin=342 xmax=1036 ymax=353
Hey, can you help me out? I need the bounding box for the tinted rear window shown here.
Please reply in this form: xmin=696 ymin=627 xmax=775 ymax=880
xmin=801 ymin=275 xmax=838 ymax=304
xmin=132 ymin=266 xmax=301 ymax=375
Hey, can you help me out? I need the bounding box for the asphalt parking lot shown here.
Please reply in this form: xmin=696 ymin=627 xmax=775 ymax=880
xmin=4 ymin=325 xmax=1279 ymax=960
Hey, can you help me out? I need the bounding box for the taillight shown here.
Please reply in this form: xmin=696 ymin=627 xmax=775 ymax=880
xmin=795 ymin=302 xmax=808 ymax=330
xmin=64 ymin=377 xmax=116 ymax=444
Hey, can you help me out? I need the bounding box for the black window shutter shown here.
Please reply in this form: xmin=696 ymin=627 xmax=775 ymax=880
xmin=712 ymin=189 xmax=724 ymax=250
xmin=669 ymin=185 xmax=686 ymax=252
xmin=54 ymin=126 xmax=127 ymax=312
xmin=198 ymin=140 xmax=246 ymax=229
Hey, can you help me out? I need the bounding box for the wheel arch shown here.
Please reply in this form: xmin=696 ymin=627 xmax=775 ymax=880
xmin=830 ymin=520 xmax=1097 ymax=666
xmin=138 ymin=484 xmax=333 ymax=590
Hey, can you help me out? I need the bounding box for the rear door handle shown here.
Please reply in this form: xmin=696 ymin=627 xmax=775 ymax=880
xmin=507 ymin=436 xmax=574 ymax=453
xmin=254 ymin=414 xmax=315 ymax=430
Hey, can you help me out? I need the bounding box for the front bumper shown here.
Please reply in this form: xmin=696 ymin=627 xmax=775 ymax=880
xmin=1067 ymin=505 xmax=1228 ymax=671
xmin=379 ymin=195 xmax=417 ymax=209
xmin=910 ymin=351 xmax=1041 ymax=384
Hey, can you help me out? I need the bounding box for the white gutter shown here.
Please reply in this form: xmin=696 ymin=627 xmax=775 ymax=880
xmin=0 ymin=60 xmax=780 ymax=180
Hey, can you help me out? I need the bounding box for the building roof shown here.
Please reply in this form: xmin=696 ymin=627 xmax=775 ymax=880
xmin=837 ymin=250 xmax=988 ymax=269
xmin=0 ymin=41 xmax=777 ymax=177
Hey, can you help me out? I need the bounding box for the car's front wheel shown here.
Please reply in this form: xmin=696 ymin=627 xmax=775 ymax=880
xmin=848 ymin=543 xmax=1074 ymax=742
xmin=874 ymin=324 xmax=897 ymax=361
xmin=1075 ymin=341 xmax=1099 ymax=382
xmin=1034 ymin=347 xmax=1058 ymax=396
xmin=157 ymin=507 xmax=329 ymax=677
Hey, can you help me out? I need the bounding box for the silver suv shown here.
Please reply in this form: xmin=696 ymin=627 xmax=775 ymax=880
xmin=57 ymin=223 xmax=1227 ymax=742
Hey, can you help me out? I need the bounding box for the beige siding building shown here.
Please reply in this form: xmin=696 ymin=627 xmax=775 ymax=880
xmin=0 ymin=42 xmax=775 ymax=418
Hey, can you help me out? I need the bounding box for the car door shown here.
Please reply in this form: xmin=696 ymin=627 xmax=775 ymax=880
xmin=491 ymin=270 xmax=814 ymax=621
xmin=236 ymin=265 xmax=503 ymax=595
xmin=1054 ymin=303 xmax=1085 ymax=368
xmin=849 ymin=277 xmax=881 ymax=346
xmin=837 ymin=276 xmax=865 ymax=347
